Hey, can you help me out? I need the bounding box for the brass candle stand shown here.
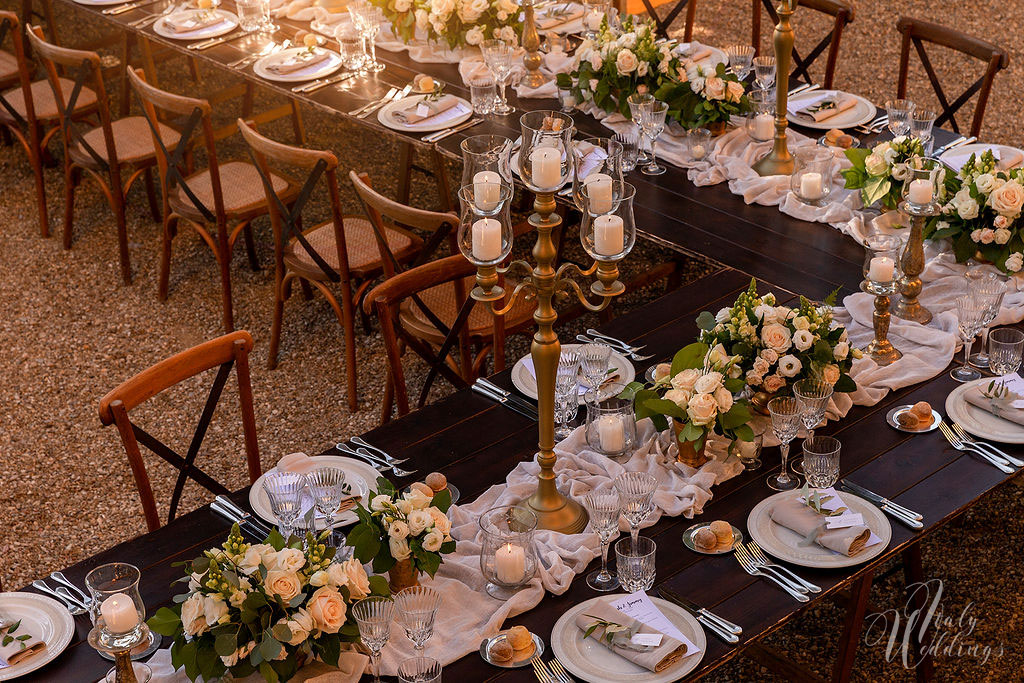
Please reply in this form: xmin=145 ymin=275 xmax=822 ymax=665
xmin=893 ymin=199 xmax=936 ymax=324
xmin=863 ymin=279 xmax=902 ymax=366
xmin=88 ymin=623 xmax=151 ymax=683
xmin=521 ymin=0 xmax=546 ymax=89
xmin=753 ymin=0 xmax=797 ymax=177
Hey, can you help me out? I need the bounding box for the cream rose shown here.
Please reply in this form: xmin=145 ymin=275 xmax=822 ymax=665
xmin=760 ymin=348 xmax=779 ymax=364
xmin=864 ymin=153 xmax=888 ymax=176
xmin=283 ymin=608 xmax=314 ymax=646
xmin=328 ymin=556 xmax=371 ymax=600
xmin=976 ymin=173 xmax=997 ymax=194
xmin=761 ymin=323 xmax=792 ymax=353
xmin=181 ymin=593 xmax=209 ymax=636
xmin=687 ymin=392 xmax=719 ymax=426
xmin=792 ymin=316 xmax=810 ymax=331
xmin=273 ymin=548 xmax=306 ymax=573
xmin=726 ymin=80 xmax=744 ymax=103
xmin=777 ymin=354 xmax=802 ymax=378
xmin=238 ymin=543 xmax=274 ymax=574
xmin=833 ymin=340 xmax=849 ymax=361
xmin=465 ymin=26 xmax=484 ymax=45
xmin=763 ymin=374 xmax=786 ymax=393
xmin=664 ymin=388 xmax=691 ymax=409
xmin=309 ymin=570 xmax=330 ymax=588
xmin=404 ymin=489 xmax=433 ymax=510
xmin=389 ymin=536 xmax=412 ymax=561
xmin=370 ymin=494 xmax=392 ymax=512
xmin=265 ymin=570 xmax=302 ymax=602
xmin=745 ymin=370 xmax=763 ymax=386
xmin=693 ymin=371 xmax=723 ymax=394
xmin=422 ymin=529 xmax=444 ymax=552
xmin=457 ymin=0 xmax=488 ymax=22
xmin=1006 ymin=252 xmax=1024 ymax=272
xmin=793 ymin=329 xmax=814 ymax=352
xmin=752 ymin=357 xmax=770 ymax=376
xmin=822 ymin=364 xmax=841 ymax=385
xmin=990 ymin=180 xmax=1024 ymax=217
xmin=307 ymin=586 xmax=347 ymax=634
xmin=713 ymin=386 xmax=734 ymax=412
xmin=754 ymin=304 xmax=776 ymax=322
xmin=704 ymin=76 xmax=726 ymax=100
xmin=615 ymin=49 xmax=639 ymax=75
xmin=204 ymin=595 xmax=229 ymax=627
xmin=407 ymin=509 xmax=433 ymax=536
xmin=428 ymin=507 xmax=452 ymax=535
xmin=388 ymin=520 xmax=410 ymax=540
xmin=671 ymin=368 xmax=701 ymax=392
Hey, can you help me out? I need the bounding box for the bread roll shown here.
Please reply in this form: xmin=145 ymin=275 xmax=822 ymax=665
xmin=896 ymin=411 xmax=921 ymax=429
xmin=506 ymin=625 xmax=532 ymax=651
xmin=409 ymin=481 xmax=434 ymax=497
xmin=489 ymin=640 xmax=513 ymax=662
xmin=693 ymin=527 xmax=718 ymax=550
xmin=425 ymin=472 xmax=447 ymax=492
xmin=910 ymin=401 xmax=932 ymax=419
xmin=709 ymin=520 xmax=733 ymax=546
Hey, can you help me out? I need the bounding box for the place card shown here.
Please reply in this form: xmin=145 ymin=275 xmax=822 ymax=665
xmin=993 ymin=372 xmax=1024 ymax=407
xmin=631 ymin=633 xmax=663 ymax=647
xmin=800 ymin=488 xmax=882 ymax=548
xmin=610 ymin=590 xmax=702 ymax=656
xmin=825 ymin=512 xmax=864 ymax=529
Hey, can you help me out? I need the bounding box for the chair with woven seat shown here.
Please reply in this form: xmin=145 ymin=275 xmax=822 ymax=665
xmin=237 ymin=119 xmax=421 ymax=412
xmin=620 ymin=0 xmax=696 ymax=41
xmin=128 ymin=68 xmax=300 ymax=332
xmin=27 ymin=27 xmax=167 ymax=285
xmin=752 ymin=0 xmax=853 ymax=90
xmin=98 ymin=330 xmax=262 ymax=533
xmin=896 ymin=16 xmax=1008 ymax=138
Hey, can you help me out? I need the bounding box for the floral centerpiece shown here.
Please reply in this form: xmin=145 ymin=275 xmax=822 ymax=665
xmin=655 ymin=61 xmax=748 ymax=132
xmin=147 ymin=525 xmax=388 ymax=683
xmin=924 ymin=150 xmax=1024 ymax=273
xmin=623 ymin=342 xmax=753 ymax=467
xmin=346 ymin=477 xmax=456 ymax=591
xmin=371 ymin=0 xmax=521 ymax=49
xmin=695 ymin=280 xmax=859 ymax=407
xmin=841 ymin=135 xmax=925 ymax=210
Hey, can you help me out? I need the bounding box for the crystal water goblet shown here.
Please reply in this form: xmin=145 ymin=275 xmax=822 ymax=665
xmin=263 ymin=471 xmax=306 ymax=540
xmin=753 ymin=54 xmax=776 ymax=91
xmin=989 ymin=328 xmax=1024 ymax=375
xmin=639 ymin=101 xmax=668 ymax=176
xmin=767 ymin=396 xmax=802 ymax=491
xmin=802 ymin=435 xmax=841 ymax=489
xmin=481 ymin=39 xmax=515 ymax=115
xmin=626 ymin=92 xmax=654 ymax=164
xmin=306 ymin=466 xmax=346 ymax=546
xmin=790 ymin=378 xmax=833 ymax=475
xmin=614 ymin=536 xmax=656 ymax=592
xmin=349 ymin=2 xmax=384 ymax=73
xmin=885 ymin=99 xmax=914 ymax=136
xmin=582 ymin=492 xmax=621 ymax=591
xmin=394 ymin=586 xmax=442 ymax=655
xmin=614 ymin=471 xmax=657 ymax=550
xmin=966 ymin=271 xmax=1006 ymax=369
xmin=725 ymin=44 xmax=755 ymax=79
xmin=910 ymin=107 xmax=937 ymax=155
xmin=353 ymin=597 xmax=395 ymax=683
xmin=579 ymin=342 xmax=613 ymax=391
xmin=555 ymin=349 xmax=582 ymax=440
xmin=952 ymin=295 xmax=988 ymax=382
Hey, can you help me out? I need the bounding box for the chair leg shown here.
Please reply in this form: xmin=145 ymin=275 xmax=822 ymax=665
xmin=158 ymin=216 xmax=175 ymax=301
xmin=289 ymin=99 xmax=305 ymax=145
xmin=831 ymin=570 xmax=874 ymax=682
xmin=380 ymin=372 xmax=395 ymax=424
xmin=242 ymin=222 xmax=260 ymax=271
xmin=299 ymin=278 xmax=314 ymax=301
xmin=216 ymin=228 xmax=235 ymax=332
xmin=27 ymin=138 xmax=49 ymax=238
xmin=62 ymin=164 xmax=79 ymax=250
xmin=113 ymin=190 xmax=133 ymax=285
xmin=143 ymin=168 xmax=161 ymax=223
xmin=902 ymin=544 xmax=934 ymax=682
xmin=396 ymin=142 xmax=413 ymax=205
xmin=268 ymin=281 xmax=285 ymax=370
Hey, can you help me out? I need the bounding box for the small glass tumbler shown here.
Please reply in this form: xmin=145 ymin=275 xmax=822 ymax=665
xmin=885 ymin=98 xmax=915 ymax=136
xmin=802 ymin=435 xmax=841 ymax=489
xmin=613 ymin=129 xmax=640 ymax=172
xmin=336 ymin=24 xmax=365 ymax=70
xmin=235 ymin=0 xmax=266 ymax=32
xmin=910 ymin=108 xmax=937 ymax=155
xmin=397 ymin=657 xmax=442 ymax=683
xmin=468 ymin=74 xmax=498 ymax=115
xmin=790 ymin=146 xmax=834 ymax=206
xmin=730 ymin=432 xmax=763 ymax=470
xmin=687 ymin=127 xmax=711 ymax=161
xmin=557 ymin=86 xmax=577 ymax=113
xmin=745 ymin=89 xmax=776 ymax=143
xmin=989 ymin=328 xmax=1024 ymax=375
xmin=614 ymin=536 xmax=656 ymax=593
xmin=585 ymin=382 xmax=637 ymax=459
xmin=479 ymin=505 xmax=538 ymax=599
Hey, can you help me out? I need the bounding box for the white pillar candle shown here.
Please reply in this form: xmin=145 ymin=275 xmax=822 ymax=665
xmin=597 ymin=414 xmax=625 ymax=452
xmin=495 ymin=542 xmax=526 ymax=583
xmin=585 ymin=9 xmax=603 ymax=31
xmin=800 ymin=172 xmax=823 ymax=199
xmin=690 ymin=144 xmax=706 ymax=160
xmin=868 ymin=256 xmax=895 ymax=283
xmin=100 ymin=593 xmax=139 ymax=634
xmin=908 ymin=178 xmax=932 ymax=205
xmin=583 ymin=172 xmax=613 ymax=214
xmin=472 ymin=218 xmax=502 ymax=262
xmin=473 ymin=171 xmax=501 ymax=211
xmin=530 ymin=147 xmax=562 ymax=189
xmin=593 ymin=214 xmax=624 ymax=256
xmin=754 ymin=112 xmax=774 ymax=139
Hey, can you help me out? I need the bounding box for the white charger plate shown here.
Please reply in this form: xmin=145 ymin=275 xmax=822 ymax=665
xmin=511 ymin=343 xmax=635 ymax=403
xmin=674 ymin=43 xmax=728 ymax=70
xmin=940 ymin=143 xmax=1024 ymax=172
xmin=253 ymin=47 xmax=343 ymax=83
xmin=248 ymin=455 xmax=377 ymax=528
xmin=0 ymin=593 xmax=75 ymax=681
xmin=945 ymin=378 xmax=1024 ymax=444
xmin=535 ymin=2 xmax=584 ymax=35
xmin=72 ymin=0 xmax=130 ymax=6
xmin=153 ymin=10 xmax=238 ymax=40
xmin=747 ymin=490 xmax=891 ymax=568
xmin=550 ymin=595 xmax=706 ymax=683
xmin=377 ymin=94 xmax=473 ymax=132
xmin=787 ymin=89 xmax=876 ymax=130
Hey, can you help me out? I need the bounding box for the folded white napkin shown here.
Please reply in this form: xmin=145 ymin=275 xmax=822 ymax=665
xmin=266 ymin=49 xmax=330 ymax=75
xmin=163 ymin=10 xmax=224 ymax=33
xmin=0 ymin=621 xmax=46 ymax=667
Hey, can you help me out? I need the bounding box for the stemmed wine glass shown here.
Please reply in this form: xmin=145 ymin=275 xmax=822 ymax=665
xmin=579 ymin=342 xmax=613 ymax=392
xmin=626 ymin=92 xmax=654 ymax=165
xmin=555 ymin=349 xmax=582 ymax=440
xmin=790 ymin=378 xmax=833 ymax=475
xmin=263 ymin=471 xmax=306 ymax=541
xmin=966 ymin=271 xmax=1006 ymax=369
xmin=353 ymin=596 xmax=395 ymax=683
xmin=885 ymin=99 xmax=915 ymax=136
xmin=394 ymin=586 xmax=442 ymax=655
xmin=752 ymin=55 xmax=776 ymax=92
xmin=725 ymin=44 xmax=755 ymax=79
xmin=582 ymin=492 xmax=621 ymax=591
xmin=952 ymin=295 xmax=988 ymax=382
xmin=766 ymin=397 xmax=802 ymax=491
xmin=481 ymin=39 xmax=516 ymax=115
xmin=349 ymin=1 xmax=385 ymax=73
xmin=639 ymin=101 xmax=668 ymax=176
xmin=614 ymin=471 xmax=657 ymax=550
xmin=306 ymin=466 xmax=347 ymax=546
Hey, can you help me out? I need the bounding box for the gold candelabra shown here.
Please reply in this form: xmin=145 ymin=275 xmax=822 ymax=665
xmin=864 ymin=282 xmax=902 ymax=366
xmin=88 ymin=624 xmax=150 ymax=683
xmin=521 ymin=0 xmax=547 ymax=89
xmin=893 ymin=201 xmax=934 ymax=324
xmin=753 ymin=0 xmax=797 ymax=177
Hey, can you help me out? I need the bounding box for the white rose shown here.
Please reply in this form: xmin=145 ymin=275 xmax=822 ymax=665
xmin=615 ymin=49 xmax=639 ymax=75
xmin=282 ymin=608 xmax=314 ymax=646
xmin=204 ymin=595 xmax=229 ymax=627
xmin=713 ymin=386 xmax=734 ymax=412
xmin=273 ymin=548 xmax=306 ymax=573
xmin=792 ymin=316 xmax=810 ymax=331
xmin=753 ymin=304 xmax=775 ymax=322
xmin=763 ymin=374 xmax=787 ymax=393
xmin=388 ymin=520 xmax=410 ymax=540
xmin=792 ymin=329 xmax=814 ymax=352
xmin=1006 ymin=252 xmax=1024 ymax=272
xmin=777 ymin=354 xmax=803 ymax=378
xmin=833 ymin=341 xmax=849 ymax=361
xmin=181 ymin=593 xmax=209 ymax=636
xmin=395 ymin=498 xmax=413 ymax=515
xmin=715 ymin=307 xmax=731 ymax=323
xmin=671 ymin=368 xmax=702 ymax=392
xmin=307 ymin=586 xmax=347 ymax=634
xmin=389 ymin=536 xmax=412 ymax=561
xmin=458 ymin=0 xmax=488 ymax=22
xmin=761 ymin=323 xmax=792 ymax=353
xmin=953 ymin=188 xmax=979 ymax=220
xmin=976 ymin=173 xmax=997 ymax=194
xmin=689 ymin=76 xmax=705 ymax=95
xmin=664 ymin=389 xmax=691 ymax=409
xmin=760 ymin=348 xmax=779 ymax=364
xmin=221 ymin=642 xmax=255 ymax=667
xmin=990 ymin=179 xmax=1024 ymax=217
xmin=239 ymin=543 xmax=275 ymax=574
xmin=693 ymin=371 xmax=723 ymax=394
xmin=404 ymin=488 xmax=433 ymax=510
xmin=370 ymin=494 xmax=391 ymax=512
xmin=407 ymin=509 xmax=433 ymax=536
xmin=775 ymin=306 xmax=793 ymax=322
xmin=995 ymin=228 xmax=1012 ymax=244
xmin=726 ymin=80 xmax=744 ymax=103
xmin=464 ymin=26 xmax=484 ymax=45
xmin=422 ymin=529 xmax=444 ymax=552
xmin=430 ymin=0 xmax=455 ymax=17
xmin=822 ymin=364 xmax=841 ymax=385
xmin=864 ymin=153 xmax=888 ymax=176
xmin=891 ymin=162 xmax=911 ymax=181
xmin=428 ymin=507 xmax=452 ymax=535
xmin=687 ymin=392 xmax=720 ymax=426
xmin=704 ymin=76 xmax=726 ymax=100
xmin=309 ymin=570 xmax=330 ymax=588
xmin=265 ymin=570 xmax=302 ymax=602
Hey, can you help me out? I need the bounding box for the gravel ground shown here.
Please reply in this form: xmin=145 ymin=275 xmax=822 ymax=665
xmin=1 ymin=2 xmax=1022 ymax=681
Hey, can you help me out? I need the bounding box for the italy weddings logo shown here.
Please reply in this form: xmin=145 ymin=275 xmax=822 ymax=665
xmin=862 ymin=578 xmax=1004 ymax=669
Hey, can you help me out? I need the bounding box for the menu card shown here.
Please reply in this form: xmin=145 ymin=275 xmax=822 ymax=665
xmin=609 ymin=591 xmax=702 ymax=658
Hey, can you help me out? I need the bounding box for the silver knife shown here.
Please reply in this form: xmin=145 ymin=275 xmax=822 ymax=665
xmin=104 ymin=0 xmax=161 ymax=15
xmin=787 ymin=83 xmax=816 ymax=97
xmin=213 ymin=495 xmax=274 ymax=536
xmin=476 ymin=378 xmax=539 ymax=416
xmin=839 ymin=482 xmax=923 ymax=529
xmin=188 ymin=30 xmax=244 ymax=50
xmin=293 ymin=72 xmax=355 ymax=94
xmin=425 ymin=117 xmax=483 ymax=143
xmin=934 ymin=136 xmax=967 ymax=155
xmin=660 ymin=587 xmax=742 ymax=634
xmin=839 ymin=480 xmax=922 ymax=519
xmin=360 ymin=84 xmax=411 ymax=119
xmin=348 ymin=87 xmax=397 ymax=116
xmin=472 ymin=382 xmax=538 ymax=420
xmin=658 ymin=589 xmax=739 ymax=644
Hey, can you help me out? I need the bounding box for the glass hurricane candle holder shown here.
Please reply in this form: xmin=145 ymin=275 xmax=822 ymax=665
xmin=585 ymin=382 xmax=637 ymax=459
xmin=571 ymin=136 xmax=624 ymax=213
xmin=790 ymin=147 xmax=834 ymax=206
xmin=457 ymin=183 xmax=513 ymax=267
xmin=745 ymin=89 xmax=776 ymax=143
xmin=460 ymin=134 xmax=513 ymax=189
xmin=86 ymin=563 xmax=152 ymax=683
xmin=518 ymin=110 xmax=574 ymax=192
xmin=901 ymin=156 xmax=944 ymax=213
xmin=581 ymin=0 xmax=610 ymax=39
xmin=862 ymin=234 xmax=902 ymax=293
xmin=479 ymin=505 xmax=538 ymax=599
xmin=580 ymin=180 xmax=636 ymax=262
xmin=862 ymin=238 xmax=903 ymax=366
xmin=687 ymin=127 xmax=711 ymax=161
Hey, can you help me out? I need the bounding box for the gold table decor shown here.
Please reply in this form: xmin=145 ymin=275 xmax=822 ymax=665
xmin=521 ymin=0 xmax=547 ymax=89
xmin=893 ymin=159 xmax=942 ymax=324
xmin=862 ymin=239 xmax=903 ymax=366
xmin=753 ymin=0 xmax=797 ymax=177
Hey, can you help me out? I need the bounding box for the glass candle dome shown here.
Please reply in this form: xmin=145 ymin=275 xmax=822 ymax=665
xmin=571 ymin=136 xmax=624 ymax=213
xmin=518 ymin=110 xmax=574 ymax=193
xmin=460 ymin=134 xmax=513 ymax=189
xmin=457 ymin=182 xmax=513 ymax=266
xmin=579 ymin=180 xmax=636 ymax=262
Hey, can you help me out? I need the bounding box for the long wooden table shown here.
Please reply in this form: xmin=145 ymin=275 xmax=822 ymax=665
xmin=19 ymin=266 xmax=1024 ymax=681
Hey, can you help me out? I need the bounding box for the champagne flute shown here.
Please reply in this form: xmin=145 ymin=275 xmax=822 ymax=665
xmin=481 ymin=39 xmax=515 ymax=115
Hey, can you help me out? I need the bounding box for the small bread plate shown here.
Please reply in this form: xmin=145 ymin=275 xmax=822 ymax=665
xmin=816 ymin=134 xmax=862 ymax=150
xmin=0 ymin=592 xmax=75 ymax=681
xmin=479 ymin=631 xmax=544 ymax=668
xmin=253 ymin=47 xmax=344 ymax=83
xmin=787 ymin=89 xmax=876 ymax=130
xmin=378 ymin=94 xmax=473 ymax=133
xmin=400 ymin=483 xmax=461 ymax=505
xmin=249 ymin=455 xmax=375 ymax=528
xmin=945 ymin=377 xmax=1024 ymax=444
xmin=511 ymin=343 xmax=635 ymax=403
xmin=682 ymin=521 xmax=743 ymax=555
xmin=153 ymin=9 xmax=239 ymax=40
xmin=886 ymin=404 xmax=940 ymax=433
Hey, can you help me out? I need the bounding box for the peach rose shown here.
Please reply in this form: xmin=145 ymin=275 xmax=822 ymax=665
xmin=265 ymin=570 xmax=302 ymax=602
xmin=822 ymin=364 xmax=841 ymax=385
xmin=990 ymin=180 xmax=1024 ymax=217
xmin=307 ymin=586 xmax=347 ymax=634
xmin=327 ymin=557 xmax=371 ymax=600
xmin=761 ymin=323 xmax=792 ymax=353
xmin=704 ymin=76 xmax=726 ymax=100
xmin=763 ymin=374 xmax=787 ymax=393
xmin=687 ymin=392 xmax=719 ymax=426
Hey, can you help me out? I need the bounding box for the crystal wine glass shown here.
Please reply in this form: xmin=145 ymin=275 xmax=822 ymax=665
xmin=767 ymin=396 xmax=802 ymax=491
xmin=885 ymin=99 xmax=915 ymax=136
xmin=555 ymin=349 xmax=582 ymax=440
xmin=306 ymin=466 xmax=346 ymax=546
xmin=639 ymin=101 xmax=668 ymax=176
xmin=394 ymin=586 xmax=441 ymax=655
xmin=802 ymin=435 xmax=841 ymax=489
xmin=263 ymin=471 xmax=306 ymax=540
xmin=626 ymin=92 xmax=654 ymax=164
xmin=753 ymin=54 xmax=776 ymax=92
xmin=790 ymin=378 xmax=833 ymax=475
xmin=952 ymin=295 xmax=987 ymax=382
xmin=582 ymin=492 xmax=621 ymax=591
xmin=725 ymin=44 xmax=755 ymax=79
xmin=967 ymin=271 xmax=1006 ymax=369
xmin=353 ymin=597 xmax=395 ymax=683
xmin=397 ymin=657 xmax=442 ymax=683
xmin=579 ymin=342 xmax=613 ymax=391
xmin=349 ymin=1 xmax=384 ymax=73
xmin=989 ymin=328 xmax=1024 ymax=375
xmin=910 ymin=108 xmax=937 ymax=155
xmin=614 ymin=471 xmax=657 ymax=550
xmin=481 ymin=39 xmax=515 ymax=115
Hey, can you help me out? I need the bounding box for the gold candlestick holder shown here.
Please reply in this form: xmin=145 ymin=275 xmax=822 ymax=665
xmin=893 ymin=200 xmax=936 ymax=325
xmin=521 ymin=0 xmax=546 ymax=89
xmin=89 ymin=624 xmax=152 ymax=683
xmin=863 ymin=279 xmax=902 ymax=366
xmin=753 ymin=0 xmax=797 ymax=177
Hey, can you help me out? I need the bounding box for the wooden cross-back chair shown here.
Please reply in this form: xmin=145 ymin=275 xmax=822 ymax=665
xmin=752 ymin=0 xmax=853 ymax=90
xmin=27 ymin=27 xmax=169 ymax=285
xmin=236 ymin=120 xmax=421 ymax=412
xmin=896 ymin=16 xmax=1008 ymax=139
xmin=98 ymin=331 xmax=262 ymax=533
xmin=128 ymin=68 xmax=300 ymax=332
xmin=623 ymin=0 xmax=697 ymax=41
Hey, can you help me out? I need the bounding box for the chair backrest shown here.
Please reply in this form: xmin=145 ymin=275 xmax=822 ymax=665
xmin=896 ymin=16 xmax=1008 ymax=138
xmin=98 ymin=331 xmax=262 ymax=532
xmin=26 ymin=26 xmax=117 ymax=171
xmin=126 ymin=67 xmax=229 ymax=225
xmin=630 ymin=0 xmax=696 ymax=41
xmin=0 ymin=12 xmax=36 ymax=129
xmin=752 ymin=0 xmax=853 ymax=90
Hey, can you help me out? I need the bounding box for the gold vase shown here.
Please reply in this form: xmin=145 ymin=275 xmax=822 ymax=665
xmin=749 ymin=390 xmax=777 ymax=415
xmin=388 ymin=558 xmax=420 ymax=592
xmin=707 ymin=121 xmax=729 ymax=137
xmin=672 ymin=421 xmax=709 ymax=467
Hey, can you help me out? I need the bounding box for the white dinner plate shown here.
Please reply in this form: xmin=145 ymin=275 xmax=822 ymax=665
xmin=377 ymin=94 xmax=473 ymax=132
xmin=511 ymin=343 xmax=635 ymax=403
xmin=253 ymin=47 xmax=344 ymax=83
xmin=945 ymin=378 xmax=1024 ymax=444
xmin=940 ymin=143 xmax=1024 ymax=172
xmin=550 ymin=595 xmax=706 ymax=683
xmin=72 ymin=0 xmax=130 ymax=6
xmin=0 ymin=593 xmax=75 ymax=681
xmin=153 ymin=10 xmax=238 ymax=40
xmin=249 ymin=455 xmax=377 ymax=529
xmin=536 ymin=3 xmax=584 ymax=35
xmin=786 ymin=89 xmax=876 ymax=130
xmin=674 ymin=43 xmax=728 ymax=70
xmin=747 ymin=490 xmax=891 ymax=568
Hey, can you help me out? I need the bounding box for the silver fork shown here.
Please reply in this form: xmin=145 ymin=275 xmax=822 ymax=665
xmin=228 ymin=40 xmax=285 ymax=68
xmin=735 ymin=545 xmax=808 ymax=594
xmin=349 ymin=87 xmax=397 ymax=117
xmin=530 ymin=656 xmax=555 ymax=683
xmin=576 ymin=334 xmax=654 ymax=361
xmin=855 ymin=115 xmax=888 ymax=135
xmin=745 ymin=542 xmax=821 ymax=593
xmin=349 ymin=436 xmax=409 ymax=464
xmin=335 ymin=443 xmax=418 ymax=476
xmin=31 ymin=580 xmax=88 ymax=615
xmin=50 ymin=572 xmax=92 ymax=607
xmin=584 ymin=329 xmax=647 ymax=352
xmin=359 ymin=84 xmax=411 ymax=119
xmin=938 ymin=422 xmax=1015 ymax=474
xmin=734 ymin=548 xmax=808 ymax=602
xmin=548 ymin=659 xmax=574 ymax=682
xmin=951 ymin=423 xmax=1024 ymax=467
